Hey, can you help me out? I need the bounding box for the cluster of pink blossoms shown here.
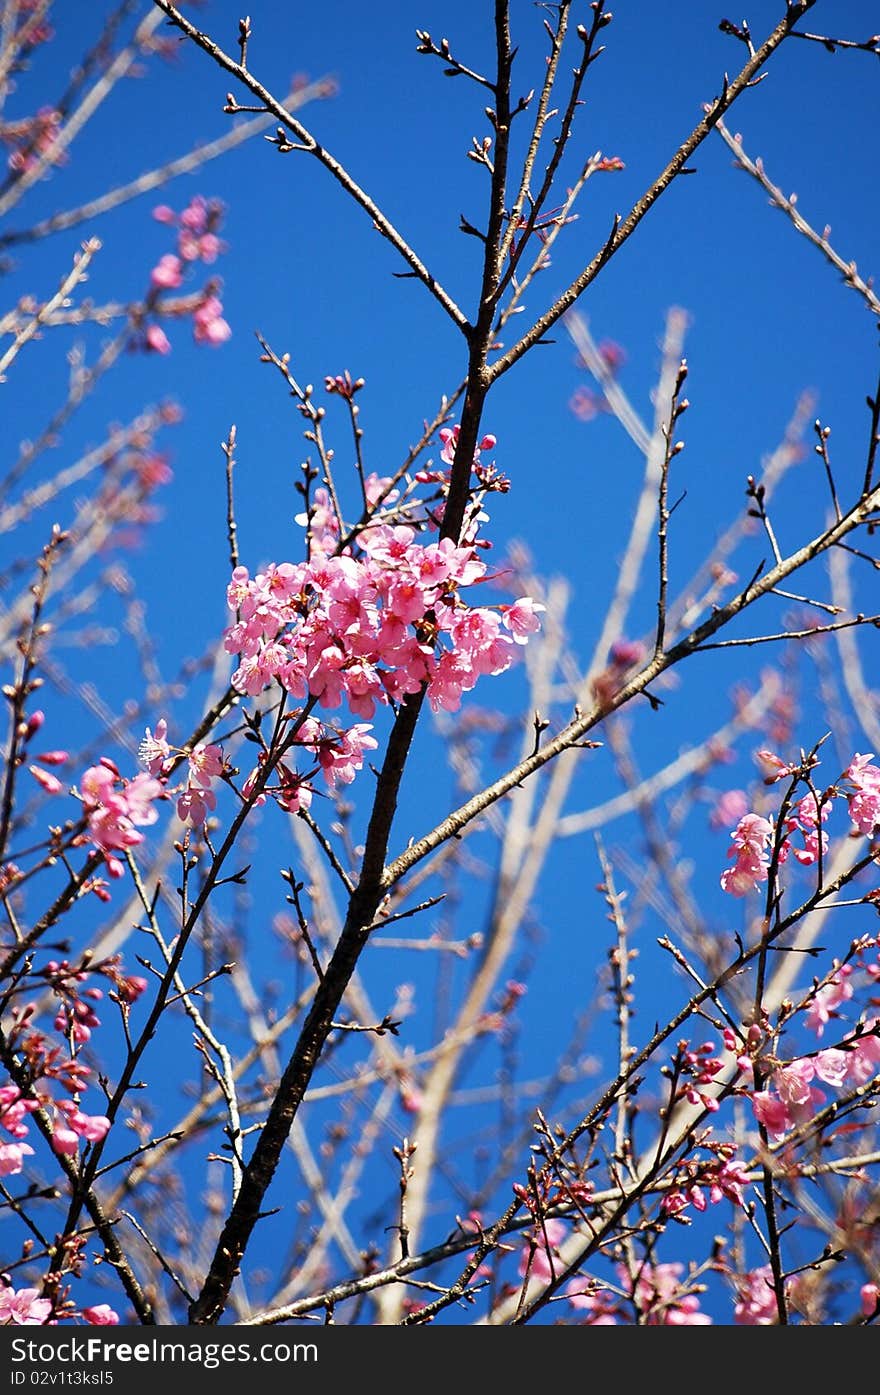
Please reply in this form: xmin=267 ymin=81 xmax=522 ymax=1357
xmin=223 ymin=507 xmax=543 ymax=727
xmin=732 ymin=1265 xmax=779 ymax=1324
xmin=711 ymin=941 xmax=880 ymax=1140
xmin=0 ymin=968 xmax=140 ymax=1311
xmin=138 ymin=719 xmax=225 ymax=827
xmin=564 ymin=1261 xmax=711 ymax=1325
xmin=846 ymin=753 xmax=880 ymax=834
xmin=140 ymin=713 xmax=378 ymax=821
xmin=223 ymin=539 xmax=541 ymax=713
xmin=520 ymin=1226 xmax=712 ymax=1324
xmin=2 ymin=956 xmax=146 ymax=1173
xmin=25 ymin=710 xmax=211 ymax=892
xmin=751 ymin=1025 xmax=880 ymax=1140
xmin=0 ymin=1059 xmax=109 ymax=1174
xmin=0 ymin=1084 xmax=37 ymax=1178
xmin=141 ymin=196 xmax=231 ymax=355
xmin=720 ymin=752 xmax=880 ymax=897
xmin=77 ymin=759 xmax=165 ymax=885
xmin=0 ymin=959 xmax=142 ymax=1322
xmin=660 ymin=1142 xmax=750 ymax=1219
xmin=0 ymin=1278 xmax=118 ymax=1327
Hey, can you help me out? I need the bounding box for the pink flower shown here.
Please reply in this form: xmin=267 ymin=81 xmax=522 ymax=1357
xmin=138 ymin=719 xmax=171 ymax=776
xmin=784 ymin=793 xmax=829 ymax=866
xmin=500 ymin=597 xmax=545 ymax=643
xmin=176 ymin=784 xmax=216 ymax=827
xmin=123 ymin=773 xmax=163 ymax=827
xmin=734 ymin=1265 xmax=778 ymax=1325
xmin=625 ymin=1262 xmax=711 ymax=1325
xmin=399 ymin=1085 xmax=424 ymax=1114
xmin=861 ymin=1283 xmax=879 ymax=1318
xmin=0 ymin=1282 xmax=53 ymax=1325
xmin=0 ymin=1141 xmax=34 ymax=1176
xmin=80 ymin=762 xmax=164 ymax=864
xmin=812 ymin=1048 xmax=850 ymax=1088
xmin=775 ymin=1058 xmax=821 ymax=1110
xmin=849 ymin=788 xmax=880 ymax=837
xmin=24 ymin=710 xmax=45 ymax=737
xmin=839 ymin=1020 xmax=880 ymax=1085
xmin=709 ymin=1155 xmax=750 ymax=1208
xmin=50 ymin=1126 xmax=79 ymax=1156
xmin=192 ymin=294 xmax=231 ymax=346
xmin=709 ymin=788 xmax=748 ymax=831
xmin=806 ymin=964 xmax=854 ymax=1036
xmin=597 ymin=338 xmax=626 ymax=373
xmin=220 ymin=423 xmax=541 ymax=790
xmin=0 ymin=1085 xmax=38 ymax=1138
xmin=187 ymin=743 xmax=224 ymax=788
xmin=437 ymin=426 xmax=459 ymax=465
xmin=52 ymin=1101 xmax=110 ymax=1154
xmin=315 ymin=724 xmax=378 ymax=789
xmin=275 ymin=768 xmax=313 ymax=815
xmin=846 ymin=754 xmax=880 ymax=835
xmin=847 ymin=753 xmax=880 ymax=787
xmin=720 ymin=812 xmax=774 ymax=896
xmin=609 ymin=638 xmax=645 ymax=668
xmin=751 ymin=1058 xmax=825 ymax=1139
xmin=750 ymin=1090 xmax=791 ymax=1138
xmin=569 ymin=386 xmax=605 ymax=422
xmin=82 ymin=1304 xmax=119 ymax=1326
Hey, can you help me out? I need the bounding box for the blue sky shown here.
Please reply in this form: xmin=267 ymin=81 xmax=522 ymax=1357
xmin=2 ymin=1 xmax=879 ymax=1325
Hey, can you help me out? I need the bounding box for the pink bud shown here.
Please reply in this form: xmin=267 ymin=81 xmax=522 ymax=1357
xmin=25 ymin=710 xmax=45 ymax=737
xmin=29 ymin=765 xmax=63 ymax=796
xmin=861 ymin=1283 xmax=879 ymax=1317
xmin=145 ymin=324 xmax=172 ymax=355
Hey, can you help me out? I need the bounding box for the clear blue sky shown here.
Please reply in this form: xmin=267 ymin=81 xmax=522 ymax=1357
xmin=2 ymin=0 xmax=879 ymax=1324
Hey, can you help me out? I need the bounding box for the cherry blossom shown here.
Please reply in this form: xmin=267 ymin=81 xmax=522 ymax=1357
xmin=733 ymin=1265 xmax=778 ymax=1324
xmin=806 ymin=964 xmax=854 ymax=1036
xmin=751 ymin=1058 xmax=825 ymax=1139
xmin=192 ymin=293 xmax=231 ymax=346
xmin=51 ymin=1100 xmax=111 ymax=1156
xmin=625 ymin=1262 xmax=712 ymax=1325
xmin=141 ymin=196 xmax=231 ymax=355
xmin=222 ymin=437 xmax=541 ymax=783
xmin=861 ymin=1283 xmax=879 ymax=1318
xmin=79 ymin=761 xmax=165 ymax=877
xmin=720 ymin=812 xmax=774 ymax=896
xmin=0 ymin=1141 xmax=34 ymax=1176
xmin=845 ymin=753 xmax=880 ymax=836
xmin=783 ymin=792 xmax=830 ymax=866
xmin=150 ymin=253 xmax=183 ymax=290
xmin=0 ymin=1281 xmax=53 ymax=1325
